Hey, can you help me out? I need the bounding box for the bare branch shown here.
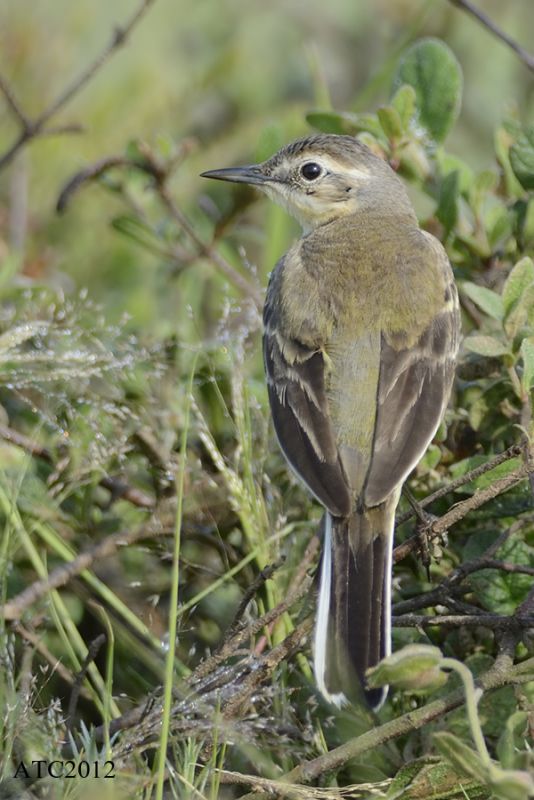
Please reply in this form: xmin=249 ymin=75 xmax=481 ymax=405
xmin=0 ymin=73 xmax=31 ymax=127
xmin=396 ymin=443 xmax=522 ymax=526
xmin=11 ymin=621 xmax=92 ymax=698
xmin=223 ymin=557 xmax=286 ymax=640
xmin=0 ymin=0 xmax=158 ymax=171
xmin=1 ymin=527 xmax=164 ymax=621
xmin=447 ymin=0 xmax=534 ymax=73
xmin=393 ymin=612 xmax=528 ymax=630
xmin=192 ymin=537 xmax=318 ymax=682
xmin=156 ymin=180 xmax=263 ymax=308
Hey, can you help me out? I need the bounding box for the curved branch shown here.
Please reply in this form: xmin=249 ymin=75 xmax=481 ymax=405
xmin=0 ymin=0 xmax=158 ymax=171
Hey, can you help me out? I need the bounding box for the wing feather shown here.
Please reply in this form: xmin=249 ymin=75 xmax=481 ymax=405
xmin=364 ymin=285 xmax=460 ymax=506
xmin=263 ymin=331 xmax=352 ymax=516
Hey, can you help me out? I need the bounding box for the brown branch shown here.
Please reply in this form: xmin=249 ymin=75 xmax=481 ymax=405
xmin=0 ymin=422 xmax=155 ymax=509
xmin=1 ymin=527 xmax=164 ymax=621
xmin=0 ymin=73 xmax=31 ymax=127
xmin=56 ymin=156 xmax=135 ymax=213
xmin=393 ymin=458 xmax=531 ymax=563
xmin=56 ymin=147 xmax=264 ymax=306
xmin=396 ymin=444 xmax=522 ymax=526
xmin=10 ymin=621 xmax=92 ymax=699
xmin=66 ymin=633 xmax=107 ymax=735
xmin=0 ymin=0 xmax=157 ymax=171
xmin=223 ymin=557 xmax=286 ymax=641
xmin=218 ymin=770 xmax=390 ymax=798
xmin=392 ymin=612 xmax=528 ymax=630
xmin=447 ymin=0 xmax=534 ymax=73
xmin=237 ymin=653 xmax=532 ymax=795
xmin=155 ymin=180 xmax=263 ymax=308
xmin=452 ymin=557 xmax=534 ymax=579
xmin=192 ymin=537 xmax=318 ymax=682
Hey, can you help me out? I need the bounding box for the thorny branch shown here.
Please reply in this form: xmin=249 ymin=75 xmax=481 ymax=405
xmin=0 ymin=0 xmax=158 ymax=171
xmin=393 ymin=451 xmax=532 ymax=562
xmin=395 ymin=443 xmax=523 ymax=526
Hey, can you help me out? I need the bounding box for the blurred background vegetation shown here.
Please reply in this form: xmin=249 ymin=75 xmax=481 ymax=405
xmin=0 ymin=1 xmax=533 ymax=799
xmin=1 ymin=0 xmax=533 ymax=333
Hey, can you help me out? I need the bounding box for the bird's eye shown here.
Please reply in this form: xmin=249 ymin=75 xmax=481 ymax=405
xmin=300 ymin=162 xmax=322 ymax=181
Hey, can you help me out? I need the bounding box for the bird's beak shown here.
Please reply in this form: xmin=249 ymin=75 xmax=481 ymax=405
xmin=200 ymin=165 xmax=268 ymax=186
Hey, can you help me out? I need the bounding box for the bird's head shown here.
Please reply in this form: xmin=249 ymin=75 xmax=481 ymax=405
xmin=201 ymin=134 xmax=412 ymax=232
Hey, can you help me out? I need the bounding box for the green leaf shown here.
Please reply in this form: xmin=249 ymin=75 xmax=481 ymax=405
xmin=462 ymin=281 xmax=504 ymax=320
xmin=510 ymin=124 xmax=534 ymax=190
xmin=504 ymin=283 xmax=534 ymax=340
xmin=463 ymin=336 xmax=510 ymax=358
xmin=436 ymin=150 xmax=475 ymax=193
xmin=377 ymin=105 xmax=403 ymax=141
xmin=503 ymin=257 xmax=534 ymax=315
xmin=496 ymin=711 xmax=530 ymax=770
xmin=433 ymin=732 xmax=490 ymax=783
xmin=111 ymin=215 xmax=171 ymax=259
xmin=436 ymin=170 xmax=460 ymax=235
xmin=305 ymin=110 xmax=349 ymax=135
xmin=306 ymin=110 xmax=384 ymax=138
xmin=486 ymin=204 xmax=513 ymax=250
xmin=255 ymin=124 xmax=285 ymax=162
xmin=391 ymin=84 xmax=416 ymax=130
xmin=495 ymin=127 xmax=526 ymax=199
xmin=397 ymin=140 xmax=432 ymax=181
xmin=520 ymin=337 xmax=534 ymax=392
xmin=463 ymin=531 xmax=534 ymax=614
xmin=490 ymin=768 xmax=534 ymax=800
xmin=367 ymin=644 xmax=447 ymax=692
xmin=393 ymin=38 xmax=462 ymax=143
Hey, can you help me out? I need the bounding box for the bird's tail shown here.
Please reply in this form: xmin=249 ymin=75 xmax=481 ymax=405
xmin=313 ymin=497 xmax=397 ymax=709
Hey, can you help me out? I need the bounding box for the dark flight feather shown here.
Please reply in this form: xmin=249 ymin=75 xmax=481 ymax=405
xmin=263 ymin=329 xmax=352 ymax=517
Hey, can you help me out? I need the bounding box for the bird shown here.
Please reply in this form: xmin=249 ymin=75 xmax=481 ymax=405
xmin=201 ymin=134 xmax=460 ymax=709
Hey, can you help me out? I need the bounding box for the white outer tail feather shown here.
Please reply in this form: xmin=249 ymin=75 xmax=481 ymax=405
xmin=313 ymin=508 xmax=396 ymax=709
xmin=314 ymin=512 xmax=348 ymax=708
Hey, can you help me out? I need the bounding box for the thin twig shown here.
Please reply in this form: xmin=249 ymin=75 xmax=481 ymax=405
xmin=396 ymin=444 xmax=522 ymax=526
xmin=448 ymin=0 xmax=534 ymax=73
xmin=223 ymin=557 xmax=286 ymax=640
xmin=156 ymin=181 xmax=263 ymax=308
xmin=217 ymin=770 xmax=390 ymax=798
xmin=0 ymin=0 xmax=157 ymax=171
xmin=10 ymin=621 xmax=92 ymax=699
xmin=0 ymin=73 xmax=30 ymax=127
xmin=394 ymin=458 xmax=531 ymax=563
xmin=392 ymin=612 xmax=527 ymax=630
xmin=56 ymin=148 xmax=264 ymax=306
xmin=1 ymin=527 xmax=164 ymax=621
xmin=66 ymin=634 xmax=107 ymax=735
xmin=185 ymin=536 xmax=318 ymax=682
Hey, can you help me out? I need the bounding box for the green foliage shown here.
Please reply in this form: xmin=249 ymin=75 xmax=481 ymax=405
xmin=0 ymin=5 xmax=533 ymax=798
xmin=392 ymin=38 xmax=463 ymax=143
xmin=510 ymin=124 xmax=534 ymax=191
